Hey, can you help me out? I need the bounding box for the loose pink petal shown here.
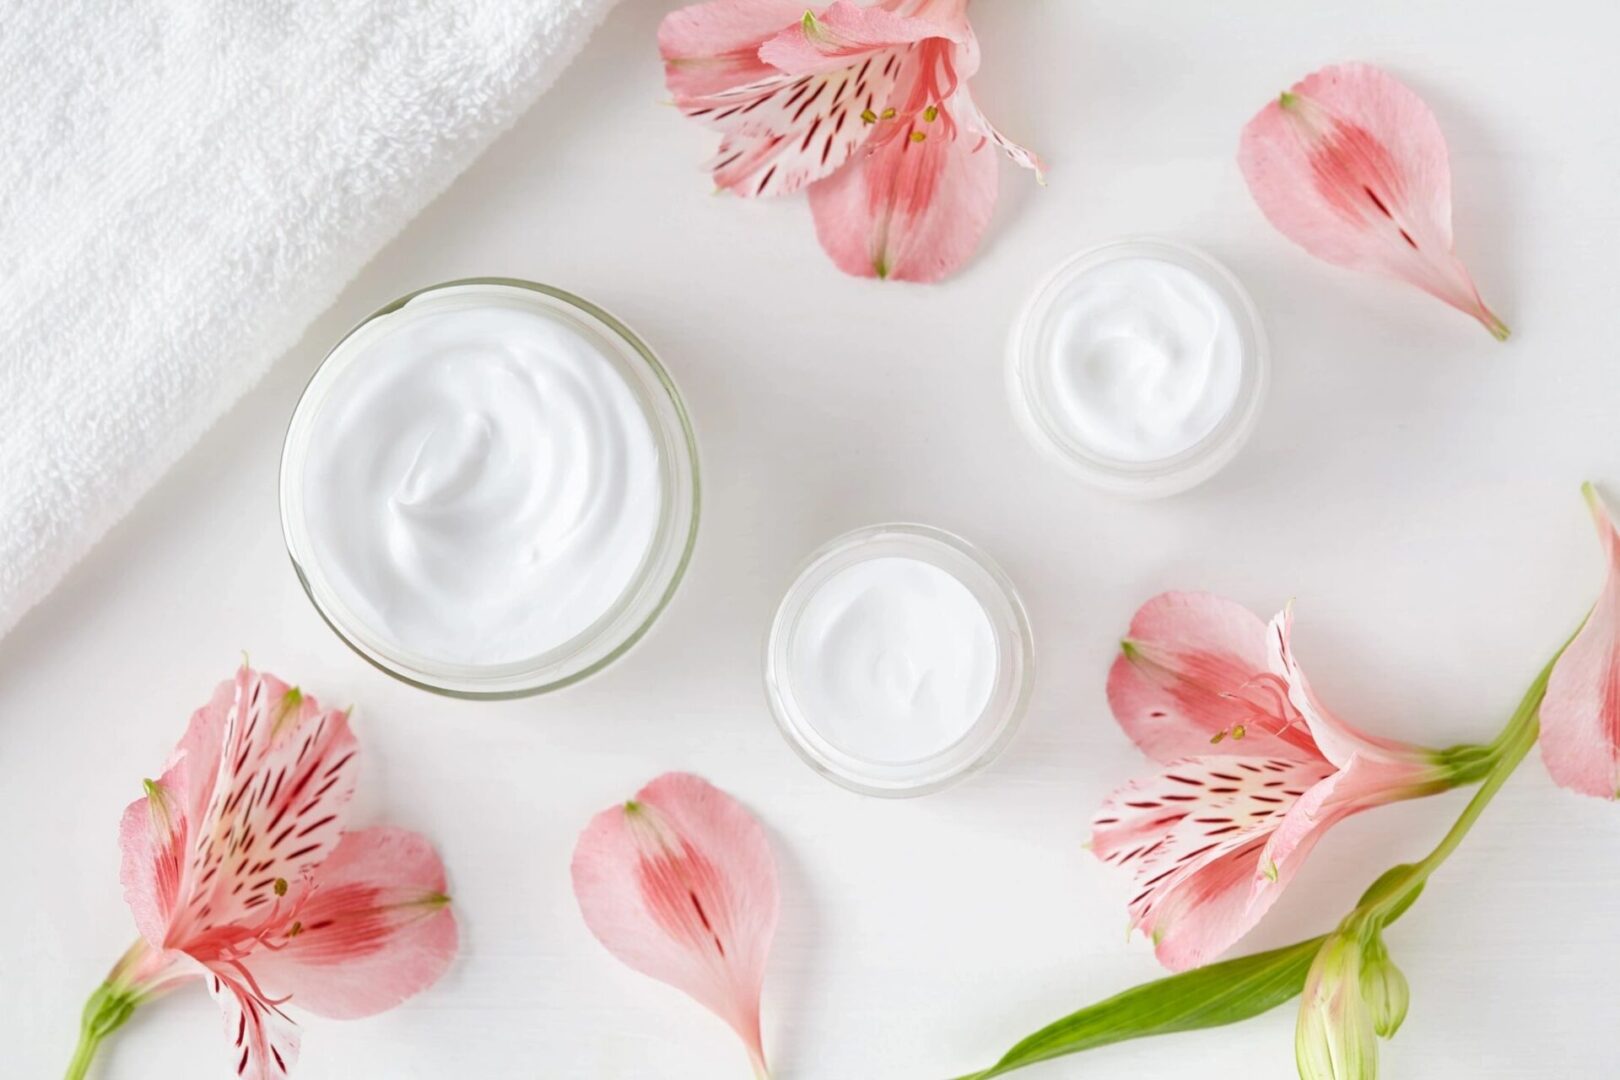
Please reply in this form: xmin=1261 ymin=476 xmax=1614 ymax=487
xmin=1092 ymin=756 xmax=1335 ymax=971
xmin=1542 ymin=485 xmax=1620 ymax=799
xmin=659 ymin=0 xmax=807 ymax=99
xmin=248 ymin=827 xmax=457 ymax=1020
xmin=204 ymin=963 xmax=300 ymax=1080
xmin=1238 ymin=63 xmax=1508 ymax=339
xmin=1108 ymin=592 xmax=1322 ymax=763
xmin=808 ymin=89 xmax=996 ymax=282
xmin=572 ymin=773 xmax=779 ymax=1078
xmin=758 ymin=2 xmax=958 ymax=76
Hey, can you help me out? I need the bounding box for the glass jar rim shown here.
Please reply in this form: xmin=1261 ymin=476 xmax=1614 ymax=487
xmin=763 ymin=523 xmax=1035 ymax=797
xmin=279 ymin=278 xmax=701 ymax=699
xmin=1007 ymin=237 xmax=1270 ymax=498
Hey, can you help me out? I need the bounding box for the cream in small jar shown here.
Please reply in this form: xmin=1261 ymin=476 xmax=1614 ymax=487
xmin=281 ymin=280 xmax=698 ymax=695
xmin=1009 ymin=240 xmax=1268 ymax=496
xmin=787 ymin=556 xmax=998 ymax=764
xmin=766 ymin=525 xmax=1034 ymax=796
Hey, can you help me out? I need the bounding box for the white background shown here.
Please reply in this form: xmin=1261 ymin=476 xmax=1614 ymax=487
xmin=8 ymin=1 xmax=1620 ymax=1077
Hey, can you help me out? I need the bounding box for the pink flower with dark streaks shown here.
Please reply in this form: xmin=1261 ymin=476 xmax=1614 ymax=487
xmin=572 ymin=773 xmax=780 ymax=1078
xmin=660 ymin=0 xmax=1041 ymax=282
xmin=67 ymin=665 xmax=456 ymax=1080
xmin=1239 ymin=63 xmax=1508 ymax=339
xmin=1091 ymin=593 xmax=1460 ymax=971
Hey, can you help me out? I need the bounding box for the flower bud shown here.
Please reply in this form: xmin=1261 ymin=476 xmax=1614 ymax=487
xmin=1359 ymin=937 xmax=1410 ymax=1039
xmin=1296 ymin=932 xmax=1379 ymax=1080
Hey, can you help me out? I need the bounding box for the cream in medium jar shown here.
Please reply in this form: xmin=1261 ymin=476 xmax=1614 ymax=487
xmin=1009 ymin=239 xmax=1268 ymax=497
xmin=765 ymin=524 xmax=1034 ymax=797
xmin=281 ymin=279 xmax=699 ymax=696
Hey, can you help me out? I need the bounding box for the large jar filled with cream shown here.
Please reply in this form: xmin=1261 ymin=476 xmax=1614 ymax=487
xmin=280 ymin=279 xmax=699 ymax=696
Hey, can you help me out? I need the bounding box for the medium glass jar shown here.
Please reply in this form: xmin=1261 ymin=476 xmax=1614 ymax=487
xmin=280 ymin=278 xmax=699 ymax=697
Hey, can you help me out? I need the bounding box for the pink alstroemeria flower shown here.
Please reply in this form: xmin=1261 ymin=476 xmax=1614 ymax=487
xmin=1239 ymin=63 xmax=1508 ymax=340
xmin=659 ymin=0 xmax=1041 ymax=282
xmin=1090 ymin=593 xmax=1454 ymax=971
xmin=72 ymin=666 xmax=456 ymax=1080
xmin=1541 ymin=484 xmax=1620 ymax=799
xmin=572 ymin=773 xmax=779 ymax=1078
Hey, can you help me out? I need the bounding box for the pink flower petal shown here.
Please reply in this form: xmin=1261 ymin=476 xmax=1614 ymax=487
xmin=1238 ymin=63 xmax=1508 ymax=340
xmin=1091 ymin=755 xmax=1335 ymax=971
xmin=1264 ymin=606 xmax=1432 ymax=770
xmin=659 ymin=0 xmax=807 ymax=99
xmin=120 ymin=771 xmax=191 ymax=949
xmin=1108 ymin=592 xmax=1323 ymax=764
xmin=247 ymin=827 xmax=457 ymax=1020
xmin=1542 ymin=485 xmax=1620 ymax=799
xmin=957 ymin=88 xmax=1045 ymax=181
xmin=687 ymin=57 xmax=905 ymax=197
xmin=808 ymin=88 xmax=997 ymax=282
xmin=572 ymin=773 xmax=779 ymax=1077
xmin=203 ymin=962 xmax=300 ymax=1080
xmin=758 ymin=1 xmax=959 ymax=76
xmin=188 ymin=670 xmax=360 ymax=939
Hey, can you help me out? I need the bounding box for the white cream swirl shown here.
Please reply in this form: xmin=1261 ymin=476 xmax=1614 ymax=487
xmin=1038 ymin=256 xmax=1242 ymax=462
xmin=300 ymin=300 xmax=661 ymax=667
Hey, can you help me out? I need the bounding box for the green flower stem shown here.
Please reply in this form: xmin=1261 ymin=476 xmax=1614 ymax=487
xmin=64 ymin=941 xmax=166 ymax=1080
xmin=1357 ymin=648 xmax=1559 ymax=930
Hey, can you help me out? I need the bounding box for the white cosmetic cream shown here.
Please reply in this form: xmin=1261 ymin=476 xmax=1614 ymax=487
xmin=766 ymin=525 xmax=1034 ymax=797
xmin=788 ymin=556 xmax=998 ymax=764
xmin=281 ymin=280 xmax=699 ymax=696
xmin=1009 ymin=239 xmax=1268 ymax=497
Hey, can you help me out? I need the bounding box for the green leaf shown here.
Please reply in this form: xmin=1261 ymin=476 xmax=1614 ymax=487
xmin=955 ymin=936 xmax=1326 ymax=1079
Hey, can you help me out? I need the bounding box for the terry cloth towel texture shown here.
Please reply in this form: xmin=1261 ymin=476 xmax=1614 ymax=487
xmin=0 ymin=0 xmax=619 ymax=638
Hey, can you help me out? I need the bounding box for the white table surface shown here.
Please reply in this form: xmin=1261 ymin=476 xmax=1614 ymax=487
xmin=8 ymin=1 xmax=1620 ymax=1077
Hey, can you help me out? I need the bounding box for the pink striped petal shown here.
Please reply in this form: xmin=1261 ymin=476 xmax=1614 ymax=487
xmin=119 ymin=773 xmax=190 ymax=949
xmin=248 ymin=827 xmax=457 ymax=1020
xmin=688 ymin=55 xmax=904 ymax=197
xmin=808 ymin=88 xmax=997 ymax=282
xmin=1238 ymin=63 xmax=1508 ymax=340
xmin=1541 ymin=485 xmax=1620 ymax=799
xmin=203 ymin=962 xmax=300 ymax=1080
xmin=176 ymin=669 xmax=360 ymax=945
xmin=659 ymin=0 xmax=807 ymax=99
xmin=1091 ymin=756 xmax=1334 ymax=971
xmin=572 ymin=773 xmax=779 ymax=1078
xmin=1108 ymin=592 xmax=1323 ymax=763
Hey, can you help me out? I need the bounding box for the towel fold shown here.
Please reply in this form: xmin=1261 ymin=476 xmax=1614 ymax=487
xmin=0 ymin=0 xmax=619 ymax=638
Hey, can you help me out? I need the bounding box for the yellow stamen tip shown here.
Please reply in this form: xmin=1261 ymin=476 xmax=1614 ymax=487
xmin=880 ymin=107 xmax=896 ymax=119
xmin=273 ymin=877 xmax=289 ymax=897
xmin=923 ymin=104 xmax=938 ymax=123
xmin=910 ymin=131 xmax=926 ymax=142
xmin=860 ymin=108 xmax=877 ymax=124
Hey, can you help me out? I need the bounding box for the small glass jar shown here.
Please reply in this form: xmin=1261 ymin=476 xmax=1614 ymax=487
xmin=1007 ymin=238 xmax=1269 ymax=498
xmin=280 ymin=278 xmax=700 ymax=698
xmin=764 ymin=524 xmax=1035 ymax=797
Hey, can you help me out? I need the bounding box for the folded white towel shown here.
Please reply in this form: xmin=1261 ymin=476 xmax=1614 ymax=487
xmin=0 ymin=0 xmax=618 ymax=638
